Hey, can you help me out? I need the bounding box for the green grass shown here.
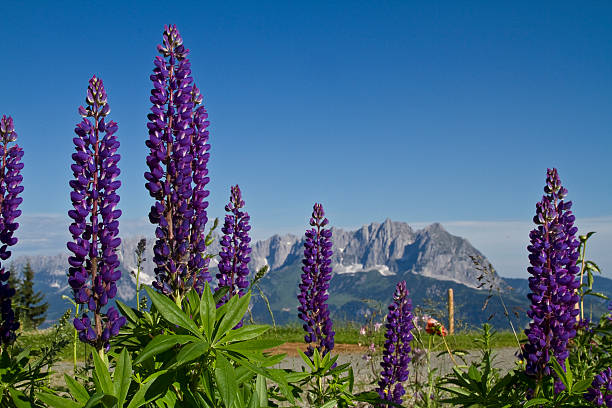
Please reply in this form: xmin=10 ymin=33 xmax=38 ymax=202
xmin=259 ymin=323 xmax=526 ymax=350
xmin=15 ymin=323 xmax=525 ymax=364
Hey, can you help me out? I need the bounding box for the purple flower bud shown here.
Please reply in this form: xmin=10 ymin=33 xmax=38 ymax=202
xmin=297 ymin=203 xmax=335 ymax=358
xmin=584 ymin=367 xmax=612 ymax=406
xmin=0 ymin=115 xmax=23 ymax=346
xmin=68 ymin=77 xmax=123 ymax=353
xmin=146 ymin=26 xmax=212 ymax=302
xmin=215 ymin=185 xmax=251 ymax=321
xmin=523 ymin=169 xmax=580 ymax=390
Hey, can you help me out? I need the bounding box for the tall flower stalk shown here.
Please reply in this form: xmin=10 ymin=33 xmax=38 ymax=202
xmin=523 ymin=168 xmax=580 ymax=392
xmin=377 ymin=280 xmax=414 ymax=407
xmin=0 ymin=116 xmax=23 ymax=347
xmin=68 ymin=76 xmax=125 ymax=354
xmin=297 ymin=203 xmax=335 ymax=358
xmin=145 ymin=24 xmax=211 ymax=304
xmin=216 ymin=185 xmax=252 ymax=310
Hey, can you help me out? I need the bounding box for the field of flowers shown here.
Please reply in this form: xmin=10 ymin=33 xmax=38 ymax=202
xmin=0 ymin=24 xmax=610 ymax=407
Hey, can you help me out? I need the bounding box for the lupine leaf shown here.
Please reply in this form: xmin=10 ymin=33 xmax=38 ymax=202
xmin=84 ymin=393 xmax=118 ymax=408
xmin=114 ymin=348 xmax=132 ymax=407
xmin=215 ymin=292 xmax=251 ymax=342
xmin=64 ymin=374 xmax=90 ymax=403
xmin=215 ymin=352 xmax=237 ymax=408
xmin=220 ymin=324 xmax=269 ymax=343
xmin=36 ymin=393 xmax=81 ymax=408
xmin=8 ymin=388 xmax=33 ymax=408
xmin=174 ymin=340 xmax=209 ymax=366
xmin=92 ymin=351 xmax=113 ymax=395
xmin=145 ymin=286 xmax=202 ymax=337
xmin=116 ymin=300 xmax=138 ymax=324
xmin=200 ymin=282 xmax=216 ymax=341
xmin=134 ymin=334 xmax=197 ymax=364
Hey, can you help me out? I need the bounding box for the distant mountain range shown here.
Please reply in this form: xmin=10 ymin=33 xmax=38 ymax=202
xmin=8 ymin=220 xmax=610 ymax=330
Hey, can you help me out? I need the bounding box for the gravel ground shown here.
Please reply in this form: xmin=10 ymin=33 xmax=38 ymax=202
xmin=48 ymin=346 xmax=521 ymax=405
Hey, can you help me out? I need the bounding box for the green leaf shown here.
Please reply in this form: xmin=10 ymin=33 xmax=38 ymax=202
xmin=215 ymin=292 xmax=251 ymax=342
xmin=221 ymin=325 xmax=269 ymax=344
xmin=320 ymin=400 xmax=337 ymax=408
xmin=64 ymin=374 xmax=90 ymax=403
xmin=215 ymin=352 xmax=237 ymax=408
xmin=145 ymin=286 xmax=202 ymax=338
xmin=114 ymin=348 xmax=132 ymax=407
xmin=175 ymin=340 xmax=210 ymax=366
xmin=9 ymin=388 xmax=33 ymax=408
xmin=200 ymin=282 xmax=216 ymax=342
xmin=297 ymin=349 xmax=315 ymax=370
xmin=92 ymin=351 xmax=113 ymax=395
xmin=135 ymin=334 xmax=198 ymax=364
xmin=255 ymin=374 xmax=267 ymax=407
xmin=213 ymin=286 xmax=229 ymax=305
xmin=126 ymin=370 xmax=170 ymax=408
xmin=220 ymin=339 xmax=283 ymax=354
xmin=549 ymin=356 xmax=568 ymax=389
xmin=587 ymin=291 xmax=608 ymax=300
xmin=37 ymin=393 xmax=81 ymax=408
xmin=524 ymin=398 xmax=550 ymax=407
xmin=586 ymin=260 xmax=601 ymax=273
xmin=84 ymin=393 xmax=118 ymax=408
xmin=116 ymin=300 xmax=138 ymax=324
xmin=572 ymin=378 xmax=593 ymax=394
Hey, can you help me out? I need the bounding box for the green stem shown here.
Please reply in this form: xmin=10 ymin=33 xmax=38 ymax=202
xmin=73 ymin=303 xmax=79 ymax=374
xmin=579 ymin=241 xmax=587 ymax=321
xmin=136 ymin=266 xmax=141 ymax=312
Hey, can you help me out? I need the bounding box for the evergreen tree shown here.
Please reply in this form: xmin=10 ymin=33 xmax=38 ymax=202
xmin=16 ymin=262 xmax=48 ymax=329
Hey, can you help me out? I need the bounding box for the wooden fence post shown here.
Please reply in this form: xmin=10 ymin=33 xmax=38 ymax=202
xmin=448 ymin=288 xmax=454 ymax=335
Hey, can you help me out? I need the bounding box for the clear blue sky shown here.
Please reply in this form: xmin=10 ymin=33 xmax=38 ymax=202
xmin=1 ymin=1 xmax=611 ymax=277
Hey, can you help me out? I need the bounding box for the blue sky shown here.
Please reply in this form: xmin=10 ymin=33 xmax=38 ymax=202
xmin=1 ymin=1 xmax=611 ymax=278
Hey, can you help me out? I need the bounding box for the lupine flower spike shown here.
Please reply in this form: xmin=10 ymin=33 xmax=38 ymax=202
xmin=297 ymin=203 xmax=335 ymax=358
xmin=216 ymin=185 xmax=252 ymax=315
xmin=584 ymin=367 xmax=612 ymax=407
xmin=0 ymin=116 xmax=23 ymax=346
xmin=68 ymin=76 xmax=125 ymax=353
xmin=145 ymin=24 xmax=212 ymax=302
xmin=522 ymin=168 xmax=580 ymax=392
xmin=377 ymin=280 xmax=414 ymax=407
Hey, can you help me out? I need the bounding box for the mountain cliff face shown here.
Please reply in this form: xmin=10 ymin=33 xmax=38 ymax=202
xmin=9 ymin=220 xmax=509 ymax=326
xmin=250 ymin=220 xmax=494 ymax=288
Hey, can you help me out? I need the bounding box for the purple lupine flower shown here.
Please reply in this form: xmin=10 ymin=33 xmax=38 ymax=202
xmin=68 ymin=76 xmax=125 ymax=352
xmin=145 ymin=24 xmax=211 ymax=301
xmin=216 ymin=185 xmax=252 ymax=311
xmin=297 ymin=203 xmax=335 ymax=358
xmin=522 ymin=168 xmax=580 ymax=388
xmin=0 ymin=116 xmax=23 ymax=346
xmin=584 ymin=367 xmax=612 ymax=407
xmin=376 ymin=280 xmax=414 ymax=406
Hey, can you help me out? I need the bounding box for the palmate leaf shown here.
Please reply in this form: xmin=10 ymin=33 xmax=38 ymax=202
xmin=115 ymin=299 xmax=139 ymax=324
xmin=64 ymin=374 xmax=90 ymax=403
xmin=214 ymin=292 xmax=251 ymax=342
xmin=145 ymin=286 xmax=203 ymax=338
xmin=84 ymin=393 xmax=118 ymax=408
xmin=200 ymin=283 xmax=216 ymax=342
xmin=220 ymin=324 xmax=269 ymax=344
xmin=114 ymin=348 xmax=132 ymax=407
xmin=37 ymin=393 xmax=81 ymax=408
xmin=215 ymin=352 xmax=237 ymax=408
xmin=8 ymin=388 xmax=33 ymax=408
xmin=174 ymin=340 xmax=210 ymax=366
xmin=92 ymin=351 xmax=113 ymax=395
xmin=134 ymin=334 xmax=198 ymax=364
xmin=126 ymin=370 xmax=170 ymax=408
